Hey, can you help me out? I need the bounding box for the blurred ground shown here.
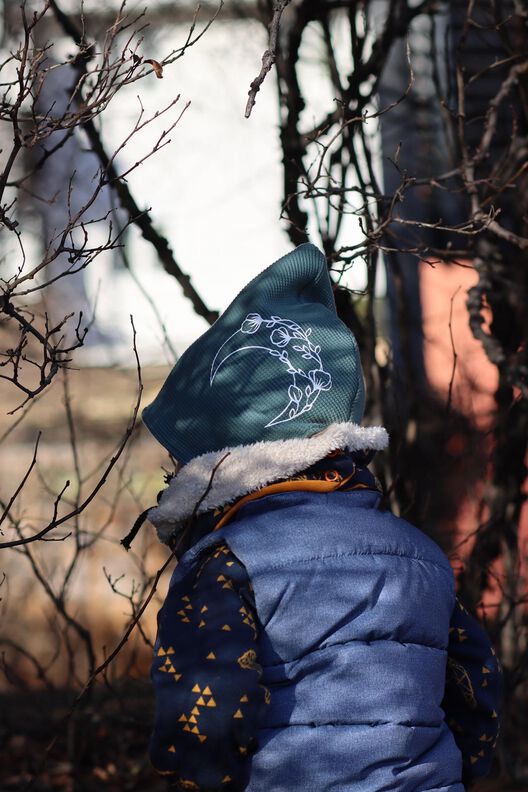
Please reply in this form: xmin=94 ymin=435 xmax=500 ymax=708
xmin=0 ymin=365 xmax=173 ymax=787
xmin=0 ymin=683 xmax=166 ymax=791
xmin=0 ymin=681 xmax=522 ymax=791
xmin=0 ymin=365 xmax=171 ymax=685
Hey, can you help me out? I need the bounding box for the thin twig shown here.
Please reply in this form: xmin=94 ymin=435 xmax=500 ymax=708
xmin=245 ymin=0 xmax=291 ymax=119
xmin=446 ymin=286 xmax=461 ymax=415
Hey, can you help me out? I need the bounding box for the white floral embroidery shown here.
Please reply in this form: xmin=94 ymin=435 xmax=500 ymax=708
xmin=210 ymin=313 xmax=332 ymax=427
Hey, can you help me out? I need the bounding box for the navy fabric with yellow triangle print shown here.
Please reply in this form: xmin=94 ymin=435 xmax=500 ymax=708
xmin=442 ymin=599 xmax=502 ymax=788
xmin=150 ymin=542 xmax=267 ymax=790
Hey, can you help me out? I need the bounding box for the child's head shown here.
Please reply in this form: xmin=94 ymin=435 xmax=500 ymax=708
xmin=143 ymin=244 xmax=365 ymax=462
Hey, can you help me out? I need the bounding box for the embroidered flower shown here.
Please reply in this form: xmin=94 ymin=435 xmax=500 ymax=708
xmin=211 ymin=312 xmax=333 ymax=428
xmin=308 ymin=368 xmax=332 ymax=392
xmin=240 ymin=313 xmax=263 ymax=334
xmin=270 ymin=327 xmax=291 ymax=347
xmin=288 ymin=384 xmax=303 ymax=404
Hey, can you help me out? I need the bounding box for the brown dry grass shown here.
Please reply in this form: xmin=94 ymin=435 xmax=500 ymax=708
xmin=0 ymin=365 xmax=173 ymax=687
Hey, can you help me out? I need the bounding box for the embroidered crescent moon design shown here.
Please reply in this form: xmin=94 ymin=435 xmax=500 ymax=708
xmin=210 ymin=313 xmax=332 ymax=428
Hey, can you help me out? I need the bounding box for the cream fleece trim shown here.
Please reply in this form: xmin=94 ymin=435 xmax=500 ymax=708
xmin=148 ymin=422 xmax=389 ymax=544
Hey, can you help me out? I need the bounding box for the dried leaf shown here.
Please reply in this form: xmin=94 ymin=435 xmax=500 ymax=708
xmin=145 ymin=59 xmax=163 ymax=79
xmin=92 ymin=767 xmax=110 ymax=782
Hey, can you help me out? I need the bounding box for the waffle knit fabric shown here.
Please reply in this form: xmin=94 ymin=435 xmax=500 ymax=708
xmin=142 ymin=243 xmax=367 ymax=464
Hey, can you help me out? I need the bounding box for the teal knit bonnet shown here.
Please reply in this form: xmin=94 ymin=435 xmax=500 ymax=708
xmin=142 ymin=244 xmax=365 ymax=463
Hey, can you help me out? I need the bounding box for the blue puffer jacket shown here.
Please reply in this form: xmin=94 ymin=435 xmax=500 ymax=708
xmin=166 ymin=487 xmax=465 ymax=791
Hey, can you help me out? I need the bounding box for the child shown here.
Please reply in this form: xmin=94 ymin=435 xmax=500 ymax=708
xmin=143 ymin=244 xmax=501 ymax=791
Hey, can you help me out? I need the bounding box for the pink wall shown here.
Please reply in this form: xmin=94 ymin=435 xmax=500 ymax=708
xmin=420 ymin=260 xmax=526 ymax=614
xmin=420 ymin=260 xmax=498 ymax=428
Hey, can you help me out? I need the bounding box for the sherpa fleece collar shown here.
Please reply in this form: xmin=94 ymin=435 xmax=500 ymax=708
xmin=148 ymin=422 xmax=388 ymax=544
